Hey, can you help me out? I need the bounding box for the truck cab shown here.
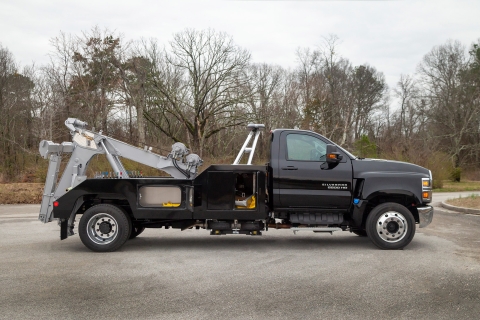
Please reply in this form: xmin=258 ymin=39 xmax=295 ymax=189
xmin=268 ymin=128 xmax=433 ymax=249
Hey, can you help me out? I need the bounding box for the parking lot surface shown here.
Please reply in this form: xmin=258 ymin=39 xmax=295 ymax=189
xmin=1 ymin=200 xmax=480 ymax=319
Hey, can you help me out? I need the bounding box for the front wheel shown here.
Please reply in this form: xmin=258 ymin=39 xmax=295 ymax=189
xmin=79 ymin=204 xmax=132 ymax=252
xmin=366 ymin=202 xmax=416 ymax=250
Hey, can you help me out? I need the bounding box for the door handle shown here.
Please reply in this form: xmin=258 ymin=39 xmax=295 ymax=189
xmin=281 ymin=166 xmax=298 ymax=170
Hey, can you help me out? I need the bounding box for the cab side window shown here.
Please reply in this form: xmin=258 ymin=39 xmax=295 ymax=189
xmin=286 ymin=133 xmax=327 ymax=161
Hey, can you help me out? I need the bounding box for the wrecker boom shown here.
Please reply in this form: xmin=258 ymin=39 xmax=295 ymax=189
xmin=38 ymin=118 xmax=202 ymax=223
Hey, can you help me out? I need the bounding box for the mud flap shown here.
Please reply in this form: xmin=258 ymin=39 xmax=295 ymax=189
xmin=352 ymin=200 xmax=367 ymax=227
xmin=60 ymin=219 xmax=68 ymax=240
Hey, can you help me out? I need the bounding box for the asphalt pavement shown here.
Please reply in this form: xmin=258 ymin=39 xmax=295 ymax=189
xmin=0 ymin=193 xmax=479 ymax=319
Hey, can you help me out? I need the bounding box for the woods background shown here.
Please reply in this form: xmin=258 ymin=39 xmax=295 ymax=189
xmin=1 ymin=27 xmax=480 ymax=188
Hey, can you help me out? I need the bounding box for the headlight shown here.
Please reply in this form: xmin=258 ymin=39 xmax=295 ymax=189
xmin=422 ymin=171 xmax=432 ymax=202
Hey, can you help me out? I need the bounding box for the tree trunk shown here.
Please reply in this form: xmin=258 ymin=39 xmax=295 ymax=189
xmin=137 ymin=100 xmax=145 ymax=144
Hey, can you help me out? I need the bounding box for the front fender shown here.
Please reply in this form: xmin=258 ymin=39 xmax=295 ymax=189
xmin=351 ymin=188 xmax=418 ymax=228
xmin=350 ymin=173 xmax=425 ymax=228
xmin=358 ymin=173 xmax=424 ymax=205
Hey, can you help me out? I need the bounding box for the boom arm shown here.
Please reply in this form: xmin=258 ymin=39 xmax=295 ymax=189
xmin=38 ymin=118 xmax=202 ymax=223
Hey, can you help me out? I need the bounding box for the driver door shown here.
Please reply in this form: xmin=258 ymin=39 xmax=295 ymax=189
xmin=278 ymin=132 xmax=353 ymax=210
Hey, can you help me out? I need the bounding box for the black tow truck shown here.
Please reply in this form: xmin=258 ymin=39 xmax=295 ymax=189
xmin=39 ymin=119 xmax=433 ymax=252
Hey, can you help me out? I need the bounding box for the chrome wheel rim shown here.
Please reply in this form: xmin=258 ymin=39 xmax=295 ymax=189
xmin=376 ymin=211 xmax=407 ymax=243
xmin=86 ymin=213 xmax=119 ymax=245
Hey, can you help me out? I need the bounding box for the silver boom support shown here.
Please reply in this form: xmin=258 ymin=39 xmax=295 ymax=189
xmin=39 ymin=118 xmax=202 ymax=223
xmin=233 ymin=124 xmax=265 ymax=165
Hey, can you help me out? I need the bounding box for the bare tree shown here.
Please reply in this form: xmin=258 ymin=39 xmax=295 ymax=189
xmin=296 ymin=47 xmax=321 ymax=108
xmin=351 ymin=64 xmax=387 ymax=143
xmin=146 ymin=29 xmax=251 ymax=156
xmin=0 ymin=44 xmax=36 ymax=180
xmin=114 ymin=50 xmax=151 ymax=144
xmin=242 ymin=63 xmax=285 ymax=158
xmin=299 ymin=36 xmax=356 ymax=144
xmin=393 ymin=74 xmax=422 ymax=139
xmin=418 ymin=40 xmax=474 ymax=167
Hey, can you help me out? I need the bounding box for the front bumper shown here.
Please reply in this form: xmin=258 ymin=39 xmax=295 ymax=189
xmin=418 ymin=205 xmax=434 ymax=228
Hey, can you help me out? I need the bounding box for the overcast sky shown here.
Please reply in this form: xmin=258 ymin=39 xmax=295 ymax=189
xmin=1 ymin=0 xmax=479 ymax=96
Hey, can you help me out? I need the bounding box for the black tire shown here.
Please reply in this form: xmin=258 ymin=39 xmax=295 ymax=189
xmin=352 ymin=229 xmax=368 ymax=237
xmin=79 ymin=204 xmax=132 ymax=252
xmin=129 ymin=226 xmax=146 ymax=239
xmin=365 ymin=202 xmax=416 ymax=250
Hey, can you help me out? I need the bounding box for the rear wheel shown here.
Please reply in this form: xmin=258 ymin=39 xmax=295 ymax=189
xmin=79 ymin=204 xmax=132 ymax=252
xmin=366 ymin=202 xmax=415 ymax=250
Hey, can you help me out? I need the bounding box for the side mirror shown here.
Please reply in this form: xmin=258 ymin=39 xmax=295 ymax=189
xmin=325 ymin=144 xmax=343 ymax=164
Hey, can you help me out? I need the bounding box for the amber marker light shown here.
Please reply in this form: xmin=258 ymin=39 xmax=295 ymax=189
xmin=422 ymin=192 xmax=430 ymax=199
xmin=327 ymin=154 xmax=336 ymax=159
xmin=423 ymin=180 xmax=430 ymax=187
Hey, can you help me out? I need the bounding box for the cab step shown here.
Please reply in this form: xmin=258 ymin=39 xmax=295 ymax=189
xmin=291 ymin=227 xmax=342 ymax=235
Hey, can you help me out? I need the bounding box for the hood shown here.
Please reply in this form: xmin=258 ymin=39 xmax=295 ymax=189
xmin=352 ymin=158 xmax=430 ymax=177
